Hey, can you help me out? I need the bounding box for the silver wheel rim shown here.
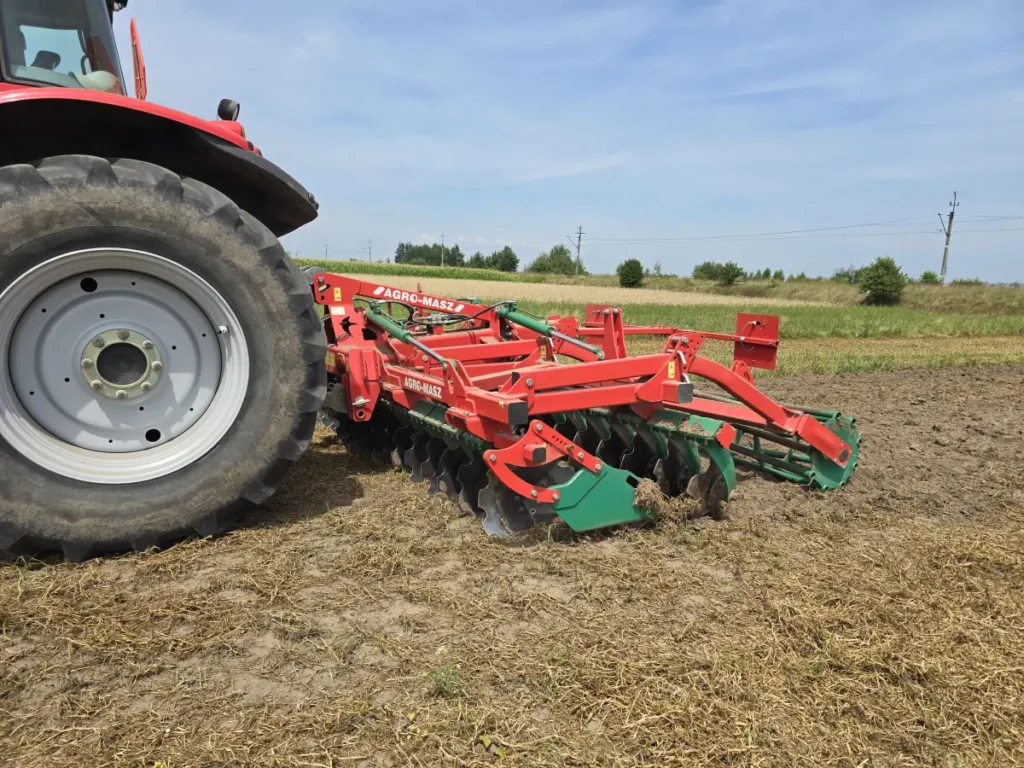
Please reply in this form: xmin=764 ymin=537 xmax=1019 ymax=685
xmin=0 ymin=248 xmax=249 ymax=485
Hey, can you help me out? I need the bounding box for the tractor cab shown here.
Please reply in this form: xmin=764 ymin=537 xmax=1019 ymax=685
xmin=0 ymin=0 xmax=126 ymax=94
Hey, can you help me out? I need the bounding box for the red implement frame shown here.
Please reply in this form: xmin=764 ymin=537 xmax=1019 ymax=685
xmin=312 ymin=273 xmax=853 ymax=467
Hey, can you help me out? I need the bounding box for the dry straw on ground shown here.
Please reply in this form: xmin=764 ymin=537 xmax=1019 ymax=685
xmin=2 ymin=367 xmax=1024 ymax=766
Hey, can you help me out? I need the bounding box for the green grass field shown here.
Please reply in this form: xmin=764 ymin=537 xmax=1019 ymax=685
xmin=522 ymin=300 xmax=1024 ymax=339
xmin=531 ymin=274 xmax=1024 ymax=315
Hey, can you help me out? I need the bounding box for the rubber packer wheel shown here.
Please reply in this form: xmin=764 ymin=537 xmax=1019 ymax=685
xmin=0 ymin=156 xmax=326 ymax=560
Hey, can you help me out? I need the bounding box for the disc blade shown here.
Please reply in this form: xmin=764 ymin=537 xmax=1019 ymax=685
xmin=456 ymin=459 xmax=487 ymax=516
xmin=436 ymin=449 xmax=467 ymax=500
xmin=523 ymin=461 xmax=576 ymax=525
xmin=478 ymin=472 xmax=534 ymax=537
xmin=595 ymin=422 xmax=633 ymax=469
xmin=423 ymin=438 xmax=448 ymax=494
xmin=390 ymin=427 xmax=414 ymax=469
xmin=404 ymin=432 xmax=431 ymax=483
xmin=317 ymin=409 xmax=341 ymax=432
xmin=619 ymin=430 xmax=655 ymax=476
xmin=686 ymin=463 xmax=728 ymax=517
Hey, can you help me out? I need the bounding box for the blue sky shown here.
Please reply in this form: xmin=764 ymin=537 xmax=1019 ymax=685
xmin=114 ymin=0 xmax=1023 ymax=281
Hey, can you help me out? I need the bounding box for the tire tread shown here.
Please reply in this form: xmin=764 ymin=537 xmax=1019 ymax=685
xmin=0 ymin=155 xmax=326 ymax=558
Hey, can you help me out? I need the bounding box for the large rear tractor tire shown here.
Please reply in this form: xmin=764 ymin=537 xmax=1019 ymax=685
xmin=0 ymin=156 xmax=326 ymax=560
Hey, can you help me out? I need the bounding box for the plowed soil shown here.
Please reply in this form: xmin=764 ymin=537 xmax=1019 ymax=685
xmin=2 ymin=366 xmax=1023 ymax=767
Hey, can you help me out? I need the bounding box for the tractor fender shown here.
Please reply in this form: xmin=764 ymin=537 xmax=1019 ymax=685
xmin=0 ymin=88 xmax=318 ymax=237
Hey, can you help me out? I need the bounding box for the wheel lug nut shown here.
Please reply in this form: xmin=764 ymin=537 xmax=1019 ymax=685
xmin=81 ymin=359 xmax=93 ymax=369
xmin=92 ymin=338 xmax=105 ymax=348
xmin=141 ymin=383 xmax=152 ymax=392
xmin=151 ymin=361 xmax=163 ymax=372
xmin=90 ymin=380 xmax=102 ymax=390
xmin=117 ymin=329 xmax=130 ymax=340
xmin=115 ymin=390 xmax=127 ymax=400
xmin=142 ymin=340 xmax=154 ymax=350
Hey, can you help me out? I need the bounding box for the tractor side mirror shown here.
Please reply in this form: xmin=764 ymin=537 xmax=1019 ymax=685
xmin=130 ymin=18 xmax=147 ymax=100
xmin=218 ymin=99 xmax=241 ymax=121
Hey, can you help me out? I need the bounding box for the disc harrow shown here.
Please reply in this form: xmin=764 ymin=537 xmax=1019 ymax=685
xmin=312 ymin=274 xmax=860 ymax=536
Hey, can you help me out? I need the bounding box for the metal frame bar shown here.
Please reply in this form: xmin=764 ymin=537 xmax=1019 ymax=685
xmin=312 ymin=272 xmax=854 ymax=469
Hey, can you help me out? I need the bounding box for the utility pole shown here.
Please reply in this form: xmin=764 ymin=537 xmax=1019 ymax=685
xmin=938 ymin=191 xmax=958 ymax=284
xmin=566 ymin=225 xmax=584 ymax=276
xmin=363 ymin=238 xmax=372 ymax=262
xmin=440 ymin=231 xmax=445 ymax=268
xmin=324 ymin=242 xmax=328 ymax=260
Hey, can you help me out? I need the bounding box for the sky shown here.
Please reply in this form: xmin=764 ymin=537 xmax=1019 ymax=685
xmin=113 ymin=0 xmax=1024 ymax=281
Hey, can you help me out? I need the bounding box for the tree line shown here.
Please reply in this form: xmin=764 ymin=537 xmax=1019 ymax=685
xmin=394 ymin=242 xmax=519 ymax=272
xmin=394 ymin=242 xmax=587 ymax=276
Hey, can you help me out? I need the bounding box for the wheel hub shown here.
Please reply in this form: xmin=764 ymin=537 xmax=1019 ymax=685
xmin=0 ymin=248 xmax=249 ymax=484
xmin=82 ymin=329 xmax=164 ymax=400
xmin=8 ymin=268 xmax=223 ymax=453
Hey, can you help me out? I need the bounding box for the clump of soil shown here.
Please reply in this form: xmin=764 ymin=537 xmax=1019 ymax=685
xmin=633 ymin=477 xmax=702 ymax=522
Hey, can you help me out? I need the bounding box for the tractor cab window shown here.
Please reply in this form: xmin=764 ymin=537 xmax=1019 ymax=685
xmin=0 ymin=0 xmax=125 ymax=93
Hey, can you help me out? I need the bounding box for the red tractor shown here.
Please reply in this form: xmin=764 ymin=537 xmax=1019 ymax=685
xmin=0 ymin=0 xmax=326 ymax=560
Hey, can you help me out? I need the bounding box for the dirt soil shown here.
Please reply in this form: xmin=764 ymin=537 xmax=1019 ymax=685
xmin=2 ymin=366 xmax=1023 ymax=767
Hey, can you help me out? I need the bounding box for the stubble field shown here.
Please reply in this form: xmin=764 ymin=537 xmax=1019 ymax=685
xmin=3 ymin=270 xmax=1024 ymax=767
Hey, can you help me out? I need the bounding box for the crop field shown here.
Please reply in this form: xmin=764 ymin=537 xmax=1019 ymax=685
xmin=293 ymin=258 xmax=546 ymax=284
xmin=3 ymin=267 xmax=1024 ymax=767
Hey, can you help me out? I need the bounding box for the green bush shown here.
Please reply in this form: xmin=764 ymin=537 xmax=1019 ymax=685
xmin=859 ymin=257 xmax=907 ymax=305
xmin=950 ymin=277 xmax=984 ymax=286
xmin=692 ymin=261 xmax=723 ymax=281
xmin=526 ymin=244 xmax=580 ymax=275
xmin=718 ymin=261 xmax=745 ymax=286
xmin=919 ymin=270 xmax=940 ymax=284
xmin=832 ymin=265 xmax=866 ymax=285
xmin=617 ymin=258 xmax=644 ymax=288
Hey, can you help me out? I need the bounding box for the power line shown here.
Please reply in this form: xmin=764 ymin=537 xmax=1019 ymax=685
xmin=575 ymin=226 xmax=1024 ymax=247
xmin=586 ymin=215 xmax=938 ymax=244
xmin=586 ymin=229 xmax=937 ymax=245
xmin=957 ymin=226 xmax=1024 ymax=233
